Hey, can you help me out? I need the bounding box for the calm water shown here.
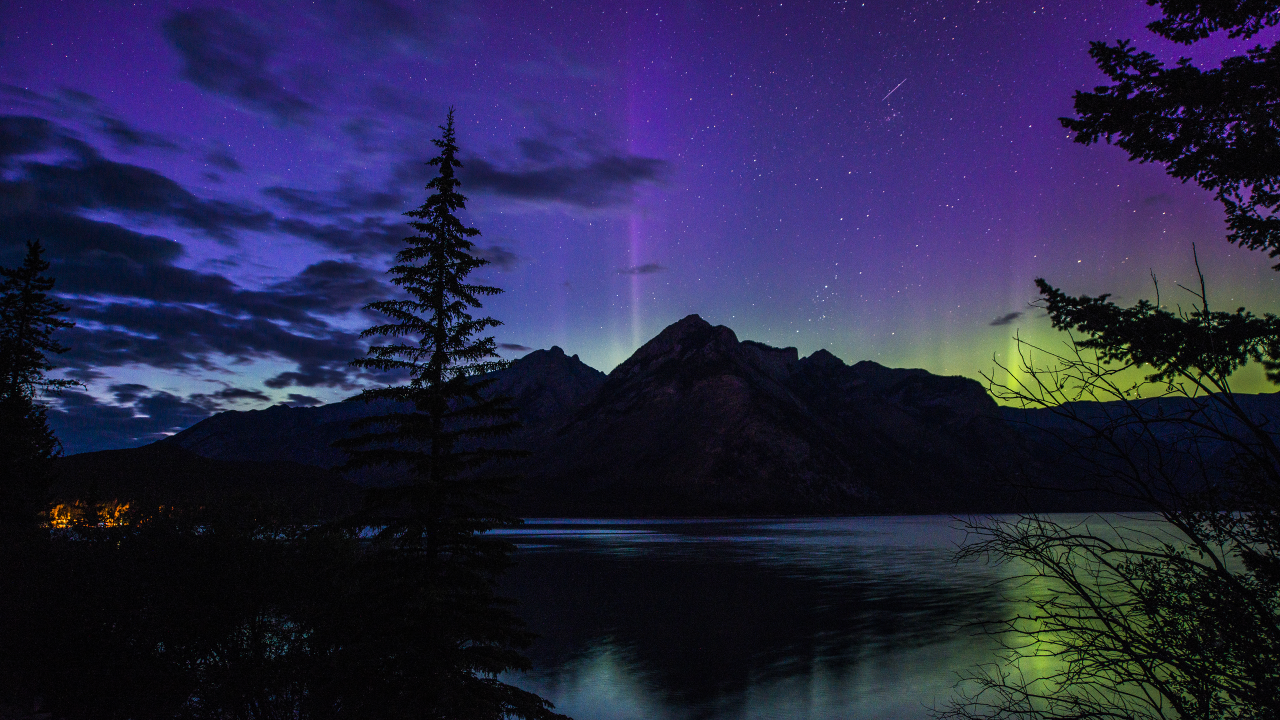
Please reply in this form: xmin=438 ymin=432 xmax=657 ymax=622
xmin=494 ymin=516 xmax=1027 ymax=720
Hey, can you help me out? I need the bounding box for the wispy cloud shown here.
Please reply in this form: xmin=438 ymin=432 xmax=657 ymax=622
xmin=163 ymin=8 xmax=314 ymax=124
xmin=618 ymin=263 xmax=666 ymax=275
xmin=465 ymin=154 xmax=667 ymax=208
xmin=989 ymin=311 xmax=1023 ymax=326
xmin=475 ymin=244 xmax=520 ymax=272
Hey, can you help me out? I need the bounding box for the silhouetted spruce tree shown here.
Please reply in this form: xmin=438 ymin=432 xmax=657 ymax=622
xmin=0 ymin=239 xmax=75 ymax=529
xmin=1061 ymin=0 xmax=1280 ymax=265
xmin=336 ymin=108 xmax=564 ymax=720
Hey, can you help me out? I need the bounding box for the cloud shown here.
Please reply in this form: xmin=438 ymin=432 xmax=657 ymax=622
xmin=0 ymin=115 xmax=423 ymax=408
xmin=618 ymin=263 xmax=666 ymax=275
xmin=499 ymin=343 xmax=532 ymax=352
xmin=205 ymin=147 xmax=242 ymax=172
xmin=264 ymin=365 xmax=356 ymax=389
xmin=48 ymin=387 xmax=219 ymax=454
xmin=0 ymin=214 xmax=380 ymax=390
xmin=0 ymin=114 xmax=406 ymax=250
xmin=162 ymin=8 xmax=314 ymax=124
xmin=269 ymin=260 xmax=391 ymax=313
xmin=989 ymin=312 xmax=1023 ymax=326
xmin=0 ymin=115 xmax=58 ymax=160
xmin=47 ymin=382 xmax=282 ymax=454
xmin=0 ymin=89 xmax=176 ymax=155
xmin=262 ymin=183 xmax=404 ymax=215
xmin=341 ymin=117 xmax=390 ymax=153
xmin=55 ymin=300 xmax=362 ymax=375
xmin=286 ymin=393 xmax=323 ymax=407
xmin=274 ymin=216 xmax=408 ymax=255
xmin=203 ymin=387 xmax=271 ymax=403
xmin=463 ymin=154 xmax=668 ymax=208
xmin=99 ymin=116 xmax=177 ymax=152
xmin=475 ymin=244 xmax=520 ymax=272
xmin=340 ymin=0 xmax=448 ymax=54
xmin=9 ymin=150 xmax=273 ymax=241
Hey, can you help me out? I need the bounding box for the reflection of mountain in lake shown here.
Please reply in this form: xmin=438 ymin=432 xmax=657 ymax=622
xmin=122 ymin=314 xmax=1049 ymax=516
xmin=496 ymin=518 xmax=1010 ymax=720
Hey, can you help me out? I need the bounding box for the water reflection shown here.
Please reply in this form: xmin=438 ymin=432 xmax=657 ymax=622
xmin=496 ymin=517 xmax=1015 ymax=720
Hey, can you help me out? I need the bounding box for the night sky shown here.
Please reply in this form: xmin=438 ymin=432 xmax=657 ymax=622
xmin=3 ymin=0 xmax=1277 ymax=453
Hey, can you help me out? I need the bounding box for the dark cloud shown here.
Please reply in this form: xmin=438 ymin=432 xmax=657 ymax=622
xmin=286 ymin=393 xmax=323 ymax=407
xmin=57 ymin=299 xmax=361 ymax=373
xmin=205 ymin=387 xmax=272 ymax=402
xmin=99 ymin=116 xmax=177 ymax=152
xmin=264 ymin=365 xmax=355 ymax=389
xmin=517 ymin=138 xmax=564 ymax=163
xmin=0 ymin=83 xmax=46 ymax=105
xmin=205 ymin=147 xmax=242 ymax=172
xmin=327 ymin=0 xmax=453 ymax=59
xmin=62 ymin=368 xmax=108 ymax=383
xmin=475 ymin=244 xmax=520 ymax=272
xmin=0 ymin=88 xmax=165 ymax=153
xmin=0 ymin=116 xmax=415 ymax=404
xmin=5 ymin=149 xmax=273 ymax=240
xmin=48 ymin=387 xmax=219 ymax=454
xmin=989 ymin=311 xmax=1023 ymax=326
xmin=0 ymin=115 xmax=57 ymax=159
xmin=263 ymin=183 xmax=404 ymax=215
xmin=109 ymin=383 xmax=151 ymax=404
xmin=0 ymin=215 xmax=377 ymax=392
xmin=162 ymin=8 xmax=314 ymax=124
xmin=463 ymin=154 xmax=668 ymax=208
xmin=618 ymin=263 xmax=666 ymax=275
xmin=0 ymin=114 xmax=405 ymax=249
xmin=0 ymin=212 xmax=183 ymax=269
xmin=274 ymin=216 xmax=407 ymax=255
xmin=499 ymin=343 xmax=532 ymax=352
xmin=341 ymin=117 xmax=389 ymax=153
xmin=269 ymin=260 xmax=390 ymax=313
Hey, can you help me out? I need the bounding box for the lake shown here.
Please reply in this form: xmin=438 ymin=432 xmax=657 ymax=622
xmin=495 ymin=516 xmax=1031 ymax=720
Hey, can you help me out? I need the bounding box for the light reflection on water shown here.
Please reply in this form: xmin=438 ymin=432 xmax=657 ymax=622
xmin=495 ymin=516 xmax=1031 ymax=720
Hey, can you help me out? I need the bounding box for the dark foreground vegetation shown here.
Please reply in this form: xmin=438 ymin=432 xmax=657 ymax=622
xmin=0 ymin=113 xmax=563 ymax=719
xmin=943 ymin=1 xmax=1280 ymax=718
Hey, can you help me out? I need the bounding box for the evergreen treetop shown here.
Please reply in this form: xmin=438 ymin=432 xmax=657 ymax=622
xmin=0 ymin=240 xmax=76 ymax=398
xmin=0 ymin=239 xmax=76 ymax=529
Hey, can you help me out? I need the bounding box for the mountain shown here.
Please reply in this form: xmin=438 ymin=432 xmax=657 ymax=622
xmin=160 ymin=345 xmax=605 ymax=469
xmin=146 ymin=315 xmax=1042 ymax=516
xmin=510 ymin=315 xmax=1036 ymax=515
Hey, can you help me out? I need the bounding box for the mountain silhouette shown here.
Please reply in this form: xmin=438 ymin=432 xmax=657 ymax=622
xmin=508 ymin=315 xmax=1033 ymax=515
xmin=138 ymin=314 xmax=1040 ymax=516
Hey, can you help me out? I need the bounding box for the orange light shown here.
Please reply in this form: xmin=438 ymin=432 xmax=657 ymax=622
xmin=47 ymin=500 xmax=133 ymax=528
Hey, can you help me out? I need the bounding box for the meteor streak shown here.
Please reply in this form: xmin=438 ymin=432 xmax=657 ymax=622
xmin=881 ymin=78 xmax=907 ymax=101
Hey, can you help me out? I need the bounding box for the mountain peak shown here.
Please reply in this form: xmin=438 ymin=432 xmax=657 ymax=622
xmin=612 ymin=314 xmax=738 ymax=379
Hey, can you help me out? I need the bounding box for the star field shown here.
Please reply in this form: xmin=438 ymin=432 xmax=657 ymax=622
xmin=1 ymin=0 xmax=1276 ymax=452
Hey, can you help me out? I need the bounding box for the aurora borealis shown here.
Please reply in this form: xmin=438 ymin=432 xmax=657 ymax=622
xmin=2 ymin=0 xmax=1277 ymax=452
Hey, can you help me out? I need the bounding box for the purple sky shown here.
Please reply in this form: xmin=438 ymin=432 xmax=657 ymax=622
xmin=3 ymin=0 xmax=1277 ymax=453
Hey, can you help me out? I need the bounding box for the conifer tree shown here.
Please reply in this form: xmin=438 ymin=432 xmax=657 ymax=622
xmin=337 ymin=108 xmax=563 ymax=720
xmin=0 ymin=240 xmax=75 ymax=527
xmin=343 ymin=106 xmax=521 ymax=548
xmin=946 ymin=3 xmax=1280 ymax=718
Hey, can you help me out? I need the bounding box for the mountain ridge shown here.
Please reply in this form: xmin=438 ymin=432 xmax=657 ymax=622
xmin=143 ymin=314 xmax=1039 ymax=515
